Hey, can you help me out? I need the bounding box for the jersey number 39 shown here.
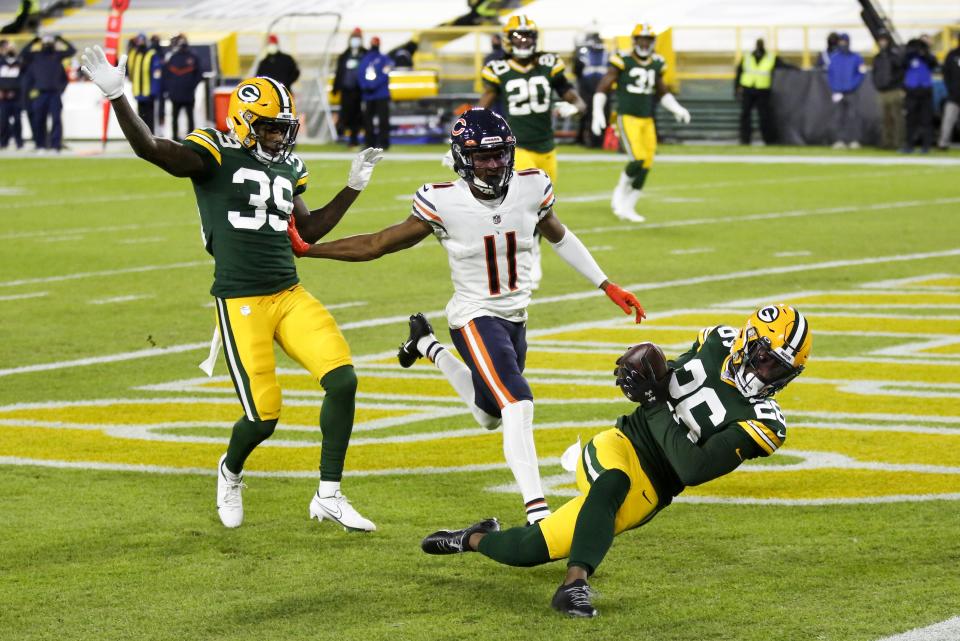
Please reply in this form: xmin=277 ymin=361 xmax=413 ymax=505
xmin=228 ymin=168 xmax=294 ymax=232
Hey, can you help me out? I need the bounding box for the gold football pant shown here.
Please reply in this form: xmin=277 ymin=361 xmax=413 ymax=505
xmin=215 ymin=284 xmax=353 ymax=421
xmin=618 ymin=114 xmax=657 ymax=169
xmin=514 ymin=147 xmax=558 ymax=185
xmin=539 ymin=428 xmax=661 ymax=560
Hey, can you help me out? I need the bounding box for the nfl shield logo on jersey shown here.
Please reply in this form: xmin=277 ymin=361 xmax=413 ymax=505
xmin=492 ymin=214 xmax=502 ymax=224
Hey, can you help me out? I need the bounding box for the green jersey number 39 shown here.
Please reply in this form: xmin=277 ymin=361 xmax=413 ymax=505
xmin=229 ymin=167 xmax=294 ymax=232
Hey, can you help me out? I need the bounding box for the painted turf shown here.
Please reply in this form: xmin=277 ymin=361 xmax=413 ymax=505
xmin=0 ymin=274 xmax=957 ymax=507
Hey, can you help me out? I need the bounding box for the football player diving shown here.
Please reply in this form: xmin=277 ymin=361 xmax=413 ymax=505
xmin=420 ymin=304 xmax=811 ymax=618
xmin=591 ymin=23 xmax=691 ymax=222
xmin=79 ymin=46 xmax=384 ymax=532
xmin=477 ymin=14 xmax=587 ymax=289
xmin=287 ymin=108 xmax=645 ymax=527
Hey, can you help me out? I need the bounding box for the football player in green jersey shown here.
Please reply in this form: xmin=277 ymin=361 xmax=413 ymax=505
xmin=478 ymin=14 xmax=586 ymax=289
xmin=79 ymin=46 xmax=384 ymax=532
xmin=421 ymin=304 xmax=811 ymax=618
xmin=591 ymin=23 xmax=691 ymax=222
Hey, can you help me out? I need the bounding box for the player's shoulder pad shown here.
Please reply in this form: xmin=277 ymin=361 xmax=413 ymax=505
xmin=287 ymin=153 xmax=308 ymax=191
xmin=482 ymin=59 xmax=509 ymax=83
xmin=411 ymin=183 xmax=445 ymax=227
xmin=610 ymin=53 xmax=626 ymax=70
xmin=184 ymin=127 xmax=240 ymax=166
xmin=737 ymin=412 xmax=786 ymax=457
xmin=537 ymin=51 xmax=564 ymax=75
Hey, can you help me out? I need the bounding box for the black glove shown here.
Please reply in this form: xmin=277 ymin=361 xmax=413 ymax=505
xmin=614 ymin=359 xmax=668 ymax=408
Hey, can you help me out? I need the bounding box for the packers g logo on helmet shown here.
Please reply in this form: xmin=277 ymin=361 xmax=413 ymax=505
xmin=503 ymin=15 xmax=538 ymax=59
xmin=727 ymin=304 xmax=812 ymax=399
xmin=226 ymin=76 xmax=299 ymax=164
xmin=632 ymin=22 xmax=656 ymax=58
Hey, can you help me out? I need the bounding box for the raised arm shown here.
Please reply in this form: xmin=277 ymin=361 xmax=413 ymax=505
xmin=477 ymin=87 xmax=499 ymax=109
xmin=291 ymin=147 xmax=384 ymax=243
xmin=80 ymin=46 xmax=206 ymax=179
xmin=299 ymin=215 xmax=433 ymax=261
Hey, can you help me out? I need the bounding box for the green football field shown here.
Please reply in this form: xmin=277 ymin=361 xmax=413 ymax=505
xmin=1 ymin=145 xmax=959 ymax=641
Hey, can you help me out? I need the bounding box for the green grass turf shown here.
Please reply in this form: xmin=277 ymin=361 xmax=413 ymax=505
xmin=1 ymin=147 xmax=958 ymax=640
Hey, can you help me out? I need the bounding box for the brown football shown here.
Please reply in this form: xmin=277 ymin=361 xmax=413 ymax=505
xmin=616 ymin=342 xmax=669 ymax=382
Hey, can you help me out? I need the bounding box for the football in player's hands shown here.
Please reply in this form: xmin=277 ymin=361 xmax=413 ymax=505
xmin=615 ymin=342 xmax=670 ymax=407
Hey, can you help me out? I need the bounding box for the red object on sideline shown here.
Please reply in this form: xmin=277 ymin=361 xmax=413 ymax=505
xmin=100 ymin=1 xmax=128 ymax=147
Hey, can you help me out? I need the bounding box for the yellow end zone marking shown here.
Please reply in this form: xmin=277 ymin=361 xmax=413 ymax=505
xmin=3 ymin=276 xmax=960 ymax=503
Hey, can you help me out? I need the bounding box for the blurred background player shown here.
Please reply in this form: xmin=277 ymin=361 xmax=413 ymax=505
xmin=574 ymin=31 xmax=609 ymax=148
xmin=591 ymin=23 xmax=691 ymax=222
xmin=79 ymin=45 xmax=383 ymax=533
xmin=478 ymin=15 xmax=586 ymax=289
xmin=734 ymin=38 xmax=794 ymax=146
xmin=421 ymin=304 xmax=811 ymax=618
xmin=287 ymin=108 xmax=644 ymax=526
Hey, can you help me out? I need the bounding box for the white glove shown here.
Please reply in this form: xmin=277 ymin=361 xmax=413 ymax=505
xmin=441 ymin=149 xmax=455 ymax=169
xmin=591 ymin=93 xmax=607 ymax=136
xmin=553 ymin=101 xmax=579 ymax=118
xmin=347 ymin=147 xmax=385 ymax=191
xmin=660 ymin=93 xmax=691 ymax=124
xmin=831 ymin=92 xmax=844 ymax=103
xmin=79 ymin=45 xmax=127 ymax=100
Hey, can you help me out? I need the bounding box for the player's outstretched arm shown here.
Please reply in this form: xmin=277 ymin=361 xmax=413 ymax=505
xmin=590 ymin=67 xmax=619 ymax=135
xmin=293 ymin=215 xmax=432 ymax=261
xmin=79 ymin=46 xmax=206 ymax=178
xmin=292 ymin=147 xmax=384 ymax=242
xmin=539 ymin=211 xmax=646 ymax=323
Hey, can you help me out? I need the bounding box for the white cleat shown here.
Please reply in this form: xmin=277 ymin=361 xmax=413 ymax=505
xmin=614 ymin=186 xmax=645 ymax=222
xmin=216 ymin=453 xmax=245 ymax=528
xmin=309 ymin=490 xmax=376 ymax=532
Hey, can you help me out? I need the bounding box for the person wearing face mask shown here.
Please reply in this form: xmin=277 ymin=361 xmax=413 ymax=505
xmin=127 ymin=33 xmax=163 ymax=134
xmin=357 ymin=36 xmax=393 ymax=150
xmin=255 ymin=34 xmax=300 ymax=92
xmin=332 ymin=28 xmax=367 ymax=148
xmin=826 ymin=33 xmax=866 ymax=149
xmin=734 ymin=38 xmax=795 ymax=146
xmin=0 ymin=40 xmax=24 ymax=150
xmin=162 ymin=34 xmax=204 ymax=140
xmin=20 ymin=33 xmax=74 ymax=152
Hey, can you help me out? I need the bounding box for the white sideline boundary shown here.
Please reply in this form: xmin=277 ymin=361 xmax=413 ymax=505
xmin=874 ymin=617 xmax=960 ymax=641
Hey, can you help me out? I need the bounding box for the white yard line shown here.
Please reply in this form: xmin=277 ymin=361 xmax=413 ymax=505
xmin=3 ymin=251 xmax=958 ymax=378
xmin=0 ymin=260 xmax=210 ymax=288
xmin=0 ymin=291 xmax=47 ymax=301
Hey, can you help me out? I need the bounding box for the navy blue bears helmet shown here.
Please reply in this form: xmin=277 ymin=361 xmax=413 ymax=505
xmin=449 ymin=108 xmax=516 ymax=198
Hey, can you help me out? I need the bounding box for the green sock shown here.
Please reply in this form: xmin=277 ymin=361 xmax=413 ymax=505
xmin=624 ymin=160 xmax=648 ymax=190
xmin=224 ymin=416 xmax=277 ymax=474
xmin=318 ymin=365 xmax=358 ymax=481
xmin=567 ymin=469 xmax=631 ymax=575
xmin=477 ymin=523 xmax=551 ymax=567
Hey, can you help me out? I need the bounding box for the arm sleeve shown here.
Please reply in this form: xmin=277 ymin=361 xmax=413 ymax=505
xmin=548 ymin=226 xmax=608 ymax=287
xmin=654 ymin=420 xmax=766 ymax=487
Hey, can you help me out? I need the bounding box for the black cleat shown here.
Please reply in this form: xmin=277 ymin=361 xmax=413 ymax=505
xmin=398 ymin=313 xmax=434 ymax=368
xmin=420 ymin=518 xmax=500 ymax=555
xmin=551 ymin=579 xmax=598 ymax=618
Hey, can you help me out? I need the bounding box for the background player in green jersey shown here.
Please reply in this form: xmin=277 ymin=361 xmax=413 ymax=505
xmin=478 ymin=14 xmax=586 ymax=289
xmin=592 ymin=23 xmax=692 ymax=222
xmin=79 ymin=46 xmax=384 ymax=532
xmin=421 ymin=304 xmax=812 ymax=618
